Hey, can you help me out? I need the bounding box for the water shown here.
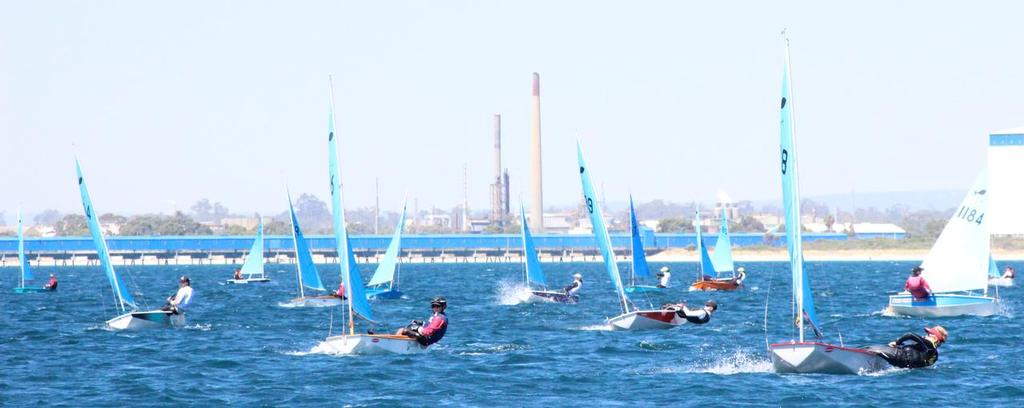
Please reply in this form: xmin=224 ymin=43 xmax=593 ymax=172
xmin=2 ymin=261 xmax=1022 ymax=406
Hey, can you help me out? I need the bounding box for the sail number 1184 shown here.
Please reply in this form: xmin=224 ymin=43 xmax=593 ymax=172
xmin=956 ymin=205 xmax=984 ymax=225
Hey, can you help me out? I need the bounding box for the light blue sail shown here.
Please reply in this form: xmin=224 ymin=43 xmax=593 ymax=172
xmin=327 ymin=98 xmax=374 ymax=322
xmin=520 ymin=203 xmax=547 ymax=287
xmin=240 ymin=218 xmax=265 ymax=278
xmin=628 ymin=196 xmax=650 ymax=279
xmin=780 ymin=55 xmax=820 ymax=338
xmin=695 ymin=209 xmax=717 ymax=279
xmin=288 ymin=192 xmax=325 ymax=292
xmin=368 ymin=204 xmax=407 ymax=288
xmin=989 ymin=256 xmax=1000 ymax=278
xmin=576 ymin=141 xmax=629 ymax=313
xmin=711 ymin=210 xmax=735 ymax=275
xmin=18 ymin=209 xmax=33 ymax=285
xmin=76 ymin=159 xmax=137 ymax=311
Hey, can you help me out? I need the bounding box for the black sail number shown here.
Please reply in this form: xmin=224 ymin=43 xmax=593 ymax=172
xmin=781 ymin=149 xmax=789 ymax=175
xmin=586 ymin=197 xmax=594 ymax=214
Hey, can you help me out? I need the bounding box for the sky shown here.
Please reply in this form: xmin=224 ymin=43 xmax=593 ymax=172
xmin=2 ymin=1 xmax=1022 ymax=219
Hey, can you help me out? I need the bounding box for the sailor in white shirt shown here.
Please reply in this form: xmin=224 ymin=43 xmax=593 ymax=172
xmin=657 ymin=266 xmax=672 ymax=288
xmin=164 ymin=275 xmax=193 ymax=314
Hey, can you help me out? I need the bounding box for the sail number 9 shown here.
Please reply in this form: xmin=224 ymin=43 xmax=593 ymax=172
xmin=956 ymin=206 xmax=984 ymax=225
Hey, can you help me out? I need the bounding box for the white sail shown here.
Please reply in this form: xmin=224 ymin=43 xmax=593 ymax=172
xmin=919 ymin=170 xmax=990 ymax=294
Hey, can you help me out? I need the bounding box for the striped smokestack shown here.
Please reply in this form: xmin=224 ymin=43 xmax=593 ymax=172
xmin=530 ymin=72 xmax=544 ymax=232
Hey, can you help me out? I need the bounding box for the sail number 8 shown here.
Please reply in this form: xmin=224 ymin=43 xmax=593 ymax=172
xmin=956 ymin=206 xmax=984 ymax=225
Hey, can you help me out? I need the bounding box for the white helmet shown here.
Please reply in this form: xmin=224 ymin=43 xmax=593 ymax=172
xmin=660 ymin=266 xmax=670 ymax=273
xmin=573 ymin=273 xmax=583 ymax=280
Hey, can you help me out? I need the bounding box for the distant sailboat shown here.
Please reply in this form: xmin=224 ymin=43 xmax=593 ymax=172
xmin=520 ymin=202 xmax=578 ymax=303
xmin=690 ymin=209 xmax=745 ymax=291
xmin=76 ymin=159 xmax=184 ymax=330
xmin=226 ymin=217 xmax=270 ymax=284
xmin=365 ymin=203 xmax=408 ymax=300
xmin=989 ymin=255 xmax=1013 ymax=287
xmin=317 ymin=79 xmax=424 ymax=354
xmin=577 ymin=141 xmax=685 ymax=330
xmin=768 ymin=35 xmax=888 ymax=374
xmin=14 ymin=209 xmax=48 ymax=293
xmin=281 ymin=189 xmax=340 ymax=307
xmin=887 ymin=170 xmax=999 ymax=316
xmin=624 ymin=196 xmax=660 ymax=293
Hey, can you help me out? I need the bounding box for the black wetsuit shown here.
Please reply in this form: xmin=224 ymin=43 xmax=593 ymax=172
xmin=669 ymin=307 xmax=711 ymax=324
xmin=874 ymin=333 xmax=938 ymax=368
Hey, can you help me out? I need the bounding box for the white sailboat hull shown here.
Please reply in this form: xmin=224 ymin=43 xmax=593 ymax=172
xmin=106 ymin=310 xmax=185 ymax=330
xmin=770 ymin=342 xmax=889 ymax=375
xmin=280 ymin=295 xmax=342 ymax=308
xmin=989 ymin=277 xmax=1014 ymax=287
xmin=225 ymin=278 xmax=271 ymax=284
xmin=607 ymin=310 xmax=684 ymax=331
xmin=319 ymin=334 xmax=427 ymax=355
xmin=887 ymin=293 xmax=998 ymax=317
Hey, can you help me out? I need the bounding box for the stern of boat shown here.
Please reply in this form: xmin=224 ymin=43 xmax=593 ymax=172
xmin=319 ymin=334 xmax=426 ymax=355
xmin=888 ymin=294 xmax=998 ymax=317
xmin=607 ymin=310 xmax=681 ymax=330
xmin=106 ymin=310 xmax=184 ymax=330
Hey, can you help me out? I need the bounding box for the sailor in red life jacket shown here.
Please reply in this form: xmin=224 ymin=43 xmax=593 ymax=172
xmin=396 ymin=297 xmax=448 ymax=347
xmin=44 ymin=274 xmax=58 ymax=291
xmin=332 ymin=281 xmax=346 ymax=299
xmin=905 ymin=266 xmax=933 ymax=300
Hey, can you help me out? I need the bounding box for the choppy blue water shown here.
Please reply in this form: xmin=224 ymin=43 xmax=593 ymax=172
xmin=2 ymin=261 xmax=1022 ymax=406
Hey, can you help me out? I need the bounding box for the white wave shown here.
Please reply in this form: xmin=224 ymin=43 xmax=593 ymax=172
xmin=860 ymin=366 xmax=908 ymax=377
xmin=182 ymin=323 xmax=213 ymax=331
xmin=495 ymin=280 xmax=534 ymax=305
xmin=575 ymin=323 xmax=614 ymax=331
xmin=687 ymin=350 xmax=773 ymax=375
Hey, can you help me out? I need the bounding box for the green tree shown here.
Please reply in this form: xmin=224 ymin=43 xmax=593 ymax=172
xmin=734 ymin=216 xmax=766 ymax=233
xmin=99 ymin=213 xmax=128 ymax=225
xmin=657 ymin=217 xmax=694 ymax=233
xmin=33 ymin=209 xmax=62 ymax=226
xmin=55 ymin=214 xmax=89 ymax=236
xmin=224 ymin=224 xmax=252 ymax=235
xmin=264 ymin=220 xmax=292 ymax=235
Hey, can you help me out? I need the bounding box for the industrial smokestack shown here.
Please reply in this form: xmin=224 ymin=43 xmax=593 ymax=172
xmin=530 ymin=72 xmax=544 ymax=232
xmin=491 ymin=114 xmax=504 ymax=223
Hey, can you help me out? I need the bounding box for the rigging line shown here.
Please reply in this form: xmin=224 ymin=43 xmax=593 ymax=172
xmin=763 ymin=267 xmax=775 ymax=354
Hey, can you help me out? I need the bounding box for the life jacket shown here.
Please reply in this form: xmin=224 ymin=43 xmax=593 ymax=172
xmin=678 ymin=308 xmax=711 ymax=324
xmin=422 ymin=312 xmax=448 ymax=345
xmin=905 ymin=276 xmax=929 ymax=299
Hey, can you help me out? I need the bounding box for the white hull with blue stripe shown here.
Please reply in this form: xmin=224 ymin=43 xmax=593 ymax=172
xmin=887 ymin=293 xmax=998 ymax=317
xmin=770 ymin=342 xmax=889 ymax=375
xmin=106 ymin=310 xmax=185 ymax=330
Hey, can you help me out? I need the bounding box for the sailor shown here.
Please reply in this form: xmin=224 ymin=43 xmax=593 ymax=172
xmin=663 ymin=300 xmax=718 ymax=324
xmin=1002 ymin=266 xmax=1016 ymax=280
xmin=233 ymin=268 xmax=243 ymax=280
xmin=396 ymin=297 xmax=449 ymax=347
xmin=873 ymin=326 xmax=947 ymax=368
xmin=163 ymin=276 xmax=193 ymax=314
xmin=733 ymin=267 xmax=746 ymax=285
xmin=564 ymin=273 xmax=583 ymax=296
xmin=332 ymin=281 xmax=347 ymax=299
xmin=44 ymin=274 xmax=58 ymax=291
xmin=657 ymin=266 xmax=671 ymax=288
xmin=905 ymin=266 xmax=933 ymax=300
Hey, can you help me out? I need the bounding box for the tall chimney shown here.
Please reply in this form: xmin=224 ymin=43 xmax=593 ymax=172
xmin=491 ymin=114 xmax=503 ymax=222
xmin=530 ymin=72 xmax=544 ymax=232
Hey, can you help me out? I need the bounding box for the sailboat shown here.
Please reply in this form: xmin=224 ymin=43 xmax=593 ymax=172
xmin=520 ymin=202 xmax=577 ymax=303
xmin=769 ymin=36 xmax=888 ymax=374
xmin=317 ymin=79 xmax=425 ymax=354
xmin=14 ymin=209 xmax=49 ymax=293
xmin=226 ymin=217 xmax=270 ymax=284
xmin=281 ymin=189 xmax=341 ymax=307
xmin=989 ymin=256 xmax=1012 ymax=287
xmin=76 ymin=159 xmax=184 ymax=330
xmin=690 ymin=210 xmax=745 ymax=291
xmin=365 ymin=203 xmax=407 ymax=300
xmin=887 ymin=171 xmax=999 ymax=317
xmin=577 ymin=141 xmax=685 ymax=330
xmin=623 ymin=196 xmax=660 ymax=293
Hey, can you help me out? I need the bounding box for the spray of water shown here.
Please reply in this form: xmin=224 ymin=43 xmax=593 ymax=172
xmin=495 ymin=280 xmax=534 ymax=305
xmin=688 ymin=349 xmax=773 ymax=375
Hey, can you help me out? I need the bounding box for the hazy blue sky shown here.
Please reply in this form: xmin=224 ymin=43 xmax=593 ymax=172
xmin=2 ymin=1 xmax=1021 ymax=217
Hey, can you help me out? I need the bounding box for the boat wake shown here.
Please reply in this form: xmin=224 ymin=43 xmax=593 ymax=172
xmin=458 ymin=342 xmax=529 ymax=356
xmin=277 ymin=301 xmax=336 ymax=309
xmin=495 ymin=280 xmax=534 ymax=305
xmin=686 ymin=350 xmax=773 ymax=375
xmin=575 ymin=324 xmax=614 ymax=331
xmin=182 ymin=323 xmax=213 ymax=331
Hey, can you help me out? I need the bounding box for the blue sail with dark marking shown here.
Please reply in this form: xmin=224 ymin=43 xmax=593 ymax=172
xmin=695 ymin=209 xmax=717 ymax=279
xmin=289 ymin=192 xmax=325 ymax=292
xmin=76 ymin=159 xmax=137 ymax=311
xmin=18 ymin=209 xmax=33 ymax=284
xmin=576 ymin=141 xmax=629 ymax=313
xmin=368 ymin=204 xmax=407 ymax=288
xmin=240 ymin=218 xmax=265 ymax=278
xmin=628 ymin=196 xmax=650 ymax=279
xmin=711 ymin=210 xmax=734 ymax=275
xmin=520 ymin=203 xmax=547 ymax=287
xmin=327 ymin=95 xmax=374 ymax=322
xmin=780 ymin=53 xmax=820 ymax=339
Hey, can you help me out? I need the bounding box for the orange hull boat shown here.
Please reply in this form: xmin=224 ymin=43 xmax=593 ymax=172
xmin=689 ymin=279 xmax=740 ymax=291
